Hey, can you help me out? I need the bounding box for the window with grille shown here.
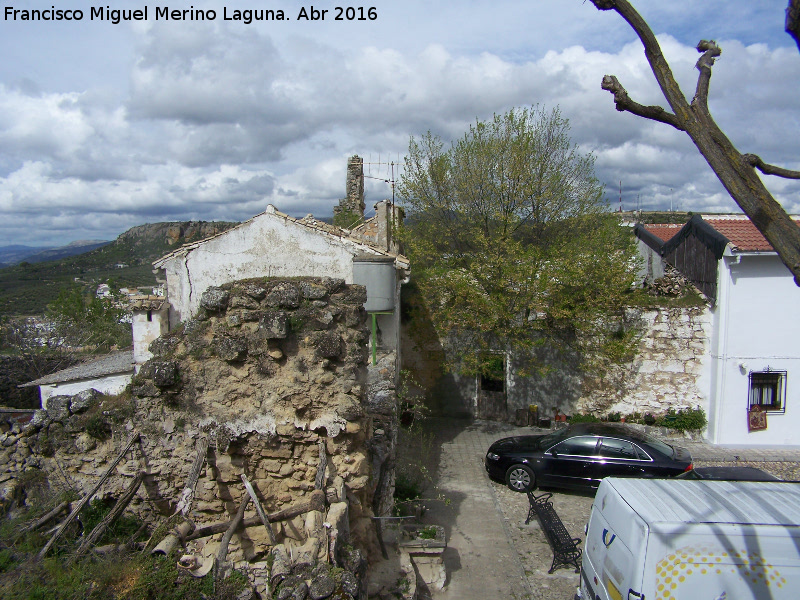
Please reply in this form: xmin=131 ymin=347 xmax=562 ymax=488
xmin=748 ymin=370 xmax=786 ymax=414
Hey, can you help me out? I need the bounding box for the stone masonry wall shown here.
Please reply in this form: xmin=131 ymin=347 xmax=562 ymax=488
xmin=0 ymin=277 xmax=390 ymax=572
xmin=577 ymin=306 xmax=711 ymax=416
xmin=402 ymin=303 xmax=711 ymax=421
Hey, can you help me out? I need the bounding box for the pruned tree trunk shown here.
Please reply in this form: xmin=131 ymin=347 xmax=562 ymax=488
xmin=173 ymin=436 xmax=209 ymax=516
xmin=73 ymin=472 xmax=144 ymax=560
xmin=590 ymin=0 xmax=800 ymax=285
xmin=38 ymin=431 xmax=140 ymax=560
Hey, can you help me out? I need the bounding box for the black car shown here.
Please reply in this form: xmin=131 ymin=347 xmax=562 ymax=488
xmin=675 ymin=466 xmax=780 ymax=481
xmin=485 ymin=422 xmax=693 ymax=492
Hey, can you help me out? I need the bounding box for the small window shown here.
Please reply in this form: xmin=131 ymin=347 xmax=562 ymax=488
xmin=598 ymin=438 xmax=638 ymax=460
xmin=749 ymin=370 xmax=786 ymax=413
xmin=551 ymin=436 xmax=599 ymax=457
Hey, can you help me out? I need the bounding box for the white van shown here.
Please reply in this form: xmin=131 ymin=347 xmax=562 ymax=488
xmin=579 ymin=478 xmax=800 ymax=600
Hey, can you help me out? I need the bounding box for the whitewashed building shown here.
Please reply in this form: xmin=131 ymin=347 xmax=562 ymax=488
xmin=146 ymin=201 xmax=409 ymax=367
xmin=637 ymin=214 xmax=800 ymax=446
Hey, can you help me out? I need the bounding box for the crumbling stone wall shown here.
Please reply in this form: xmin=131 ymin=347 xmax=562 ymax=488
xmin=1 ymin=277 xmax=393 ymax=577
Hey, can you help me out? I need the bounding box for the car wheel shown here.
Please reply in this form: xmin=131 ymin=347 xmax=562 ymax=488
xmin=505 ymin=464 xmax=535 ymax=492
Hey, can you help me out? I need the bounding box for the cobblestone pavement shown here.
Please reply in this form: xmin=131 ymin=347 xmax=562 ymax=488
xmin=409 ymin=419 xmax=800 ymax=600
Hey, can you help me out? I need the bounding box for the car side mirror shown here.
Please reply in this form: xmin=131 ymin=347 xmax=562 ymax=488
xmin=550 ymin=448 xmax=558 ymax=457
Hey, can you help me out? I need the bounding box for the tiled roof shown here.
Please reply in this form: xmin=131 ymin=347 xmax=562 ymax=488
xmin=129 ymin=296 xmax=168 ymax=311
xmin=702 ymin=216 xmax=796 ymax=252
xmin=644 ymin=214 xmax=800 ymax=253
xmin=154 ymin=204 xmax=409 ymax=270
xmin=643 ymin=224 xmax=683 ymax=243
xmin=20 ymin=350 xmax=134 ymax=387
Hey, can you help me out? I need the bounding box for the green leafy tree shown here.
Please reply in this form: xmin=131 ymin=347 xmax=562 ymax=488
xmin=45 ymin=285 xmax=132 ymax=352
xmin=398 ymin=105 xmax=639 ymax=375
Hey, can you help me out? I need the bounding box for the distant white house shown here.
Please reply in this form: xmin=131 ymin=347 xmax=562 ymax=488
xmin=20 ymin=350 xmax=134 ymax=408
xmin=637 ymin=214 xmax=800 ymax=446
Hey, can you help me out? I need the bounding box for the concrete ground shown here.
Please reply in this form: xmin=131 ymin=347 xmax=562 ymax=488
xmin=367 ymin=418 xmax=800 ymax=600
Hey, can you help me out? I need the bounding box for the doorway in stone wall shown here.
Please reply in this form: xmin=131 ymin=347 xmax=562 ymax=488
xmin=477 ymin=352 xmax=507 ymax=421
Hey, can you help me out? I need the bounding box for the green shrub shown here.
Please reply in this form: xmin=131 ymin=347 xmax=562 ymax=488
xmin=607 ymin=412 xmax=622 ymax=422
xmin=0 ymin=548 xmax=15 ymax=573
xmin=567 ymin=413 xmax=600 ymax=423
xmin=658 ymin=407 xmax=707 ymax=431
xmin=85 ymin=415 xmax=111 ymax=441
xmin=418 ymin=526 xmax=438 ymax=540
xmin=80 ymin=498 xmax=144 ymax=545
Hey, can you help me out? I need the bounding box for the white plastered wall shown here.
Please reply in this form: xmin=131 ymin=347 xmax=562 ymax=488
xmin=158 ymin=210 xmax=363 ymax=327
xmin=707 ymin=253 xmax=800 ymax=446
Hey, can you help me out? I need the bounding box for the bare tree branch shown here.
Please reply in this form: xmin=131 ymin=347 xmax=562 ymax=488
xmin=601 ymin=75 xmax=684 ymax=130
xmin=591 ymin=0 xmax=692 ymax=122
xmin=744 ymin=154 xmax=800 ymax=179
xmin=693 ymin=40 xmax=721 ymax=112
xmin=589 ymin=0 xmax=800 ymax=286
xmin=788 ymin=0 xmax=800 ymax=51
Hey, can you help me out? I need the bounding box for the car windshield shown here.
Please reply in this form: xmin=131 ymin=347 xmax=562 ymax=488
xmin=537 ymin=428 xmax=572 ymax=449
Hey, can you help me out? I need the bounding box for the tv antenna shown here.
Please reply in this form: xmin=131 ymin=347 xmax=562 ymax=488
xmin=364 ymin=154 xmax=401 ymax=204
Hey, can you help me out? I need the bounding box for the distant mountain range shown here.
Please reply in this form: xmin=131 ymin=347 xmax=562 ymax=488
xmin=0 ymin=241 xmax=112 ymax=268
xmin=0 ymin=221 xmax=238 ymax=317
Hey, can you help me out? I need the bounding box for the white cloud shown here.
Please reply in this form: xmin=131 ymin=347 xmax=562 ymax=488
xmin=0 ymin=1 xmax=798 ymax=246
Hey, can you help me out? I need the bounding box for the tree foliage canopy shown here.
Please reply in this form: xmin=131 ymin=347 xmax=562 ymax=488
xmin=398 ymin=106 xmax=639 ymax=375
xmin=45 ymin=285 xmax=132 ymax=352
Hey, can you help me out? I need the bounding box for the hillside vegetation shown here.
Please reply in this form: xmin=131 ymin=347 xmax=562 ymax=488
xmin=0 ymin=221 xmax=237 ymax=317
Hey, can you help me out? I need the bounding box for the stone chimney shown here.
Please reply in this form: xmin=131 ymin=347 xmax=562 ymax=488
xmin=333 ymin=155 xmax=365 ymax=228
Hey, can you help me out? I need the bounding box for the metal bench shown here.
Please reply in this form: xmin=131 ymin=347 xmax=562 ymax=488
xmin=525 ymin=492 xmax=582 ymax=574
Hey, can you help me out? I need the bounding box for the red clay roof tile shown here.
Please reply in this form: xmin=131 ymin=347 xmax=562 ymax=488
xmin=644 ymin=215 xmax=800 ymax=252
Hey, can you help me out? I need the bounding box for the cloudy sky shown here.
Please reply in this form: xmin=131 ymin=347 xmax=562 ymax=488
xmin=1 ymin=1 xmax=799 ymax=247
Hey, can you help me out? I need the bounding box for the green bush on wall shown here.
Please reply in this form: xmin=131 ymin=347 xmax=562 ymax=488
xmin=658 ymin=407 xmax=707 ymax=432
xmin=567 ymin=413 xmax=600 ymax=424
xmin=564 ymin=407 xmax=707 ymax=431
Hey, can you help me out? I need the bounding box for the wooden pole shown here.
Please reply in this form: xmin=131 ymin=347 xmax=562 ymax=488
xmin=173 ymin=436 xmax=209 ymax=516
xmin=73 ymin=472 xmax=144 ymax=559
xmin=20 ymin=501 xmax=70 ymax=534
xmin=314 ymin=438 xmax=327 ymax=491
xmin=38 ymin=431 xmax=140 ymax=560
xmin=240 ymin=474 xmax=277 ymax=545
xmin=214 ymin=495 xmax=250 ymax=582
xmin=188 ymin=489 xmax=325 ymax=541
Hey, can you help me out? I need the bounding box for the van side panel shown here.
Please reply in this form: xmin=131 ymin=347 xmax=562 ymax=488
xmin=641 ymin=527 xmax=800 ymax=600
